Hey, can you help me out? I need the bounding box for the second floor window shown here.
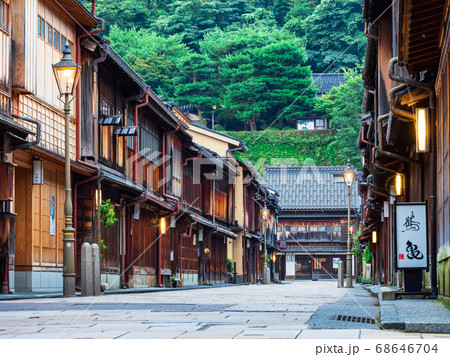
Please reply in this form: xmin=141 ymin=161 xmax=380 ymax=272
xmin=100 ymin=97 xmax=114 ymax=163
xmin=139 ymin=118 xmax=160 ymax=161
xmin=1 ymin=1 xmax=10 ymax=33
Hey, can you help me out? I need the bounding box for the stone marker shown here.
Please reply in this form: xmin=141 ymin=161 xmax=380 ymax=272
xmin=91 ymin=243 xmax=101 ymax=296
xmin=81 ymin=242 xmax=93 ymax=296
xmin=337 ymin=260 xmax=344 ymax=288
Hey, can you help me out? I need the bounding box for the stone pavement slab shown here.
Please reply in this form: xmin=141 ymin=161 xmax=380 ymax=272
xmin=297 ymin=329 xmax=360 ymax=339
xmin=307 ymin=284 xmax=379 ymax=330
xmin=379 ymin=299 xmax=450 ymax=333
xmin=2 ymin=281 xmax=447 ymax=339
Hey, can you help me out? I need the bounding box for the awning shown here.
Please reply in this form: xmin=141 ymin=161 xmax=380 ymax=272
xmin=190 ymin=214 xmax=238 ymax=238
xmin=99 ymin=115 xmax=122 ymax=125
xmin=102 ymin=170 xmax=145 ymax=193
xmin=114 ymin=126 xmax=137 ymax=136
xmin=0 ymin=114 xmax=34 ymax=139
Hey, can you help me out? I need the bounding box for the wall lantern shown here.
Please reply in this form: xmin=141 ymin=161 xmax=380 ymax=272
xmin=272 ymin=255 xmax=276 ymax=263
xmin=372 ymin=230 xmax=377 ymax=244
xmin=415 ymin=108 xmax=429 ymax=153
xmin=160 ymin=217 xmax=166 ymax=234
xmin=395 ymin=173 xmax=404 ymax=196
xmin=388 ymin=173 xmax=405 ymax=197
xmin=261 ymin=205 xmax=269 ymax=220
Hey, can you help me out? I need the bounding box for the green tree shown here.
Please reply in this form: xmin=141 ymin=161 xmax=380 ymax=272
xmin=82 ymin=0 xmax=155 ymax=34
xmin=314 ymin=68 xmax=363 ymax=167
xmin=202 ymin=25 xmax=315 ymax=130
xmin=283 ymin=0 xmax=318 ymax=37
xmin=107 ymin=25 xmax=190 ymax=97
xmin=152 ymin=0 xmax=252 ymax=51
xmin=173 ymin=53 xmax=219 ymax=124
xmin=303 ymin=0 xmax=365 ymax=72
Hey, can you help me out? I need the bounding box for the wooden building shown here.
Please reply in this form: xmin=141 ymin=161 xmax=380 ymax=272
xmin=360 ymin=0 xmax=450 ymax=303
xmin=0 ymin=0 xmax=98 ymax=292
xmin=264 ymin=166 xmax=359 ymax=280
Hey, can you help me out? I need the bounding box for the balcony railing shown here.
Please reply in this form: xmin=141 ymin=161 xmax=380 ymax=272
xmin=283 ymin=231 xmax=342 ymax=242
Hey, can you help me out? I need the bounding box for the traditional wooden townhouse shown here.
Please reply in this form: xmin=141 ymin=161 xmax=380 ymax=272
xmin=180 ymin=123 xmax=243 ymax=284
xmin=0 ymin=0 xmax=99 ymax=293
xmin=184 ymin=124 xmax=279 ymax=284
xmin=240 ymin=161 xmax=279 ymax=284
xmin=264 ymin=166 xmax=359 ymax=281
xmin=360 ymin=0 xmax=450 ymax=303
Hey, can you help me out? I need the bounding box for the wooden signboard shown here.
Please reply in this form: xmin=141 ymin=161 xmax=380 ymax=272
xmin=395 ymin=202 xmax=428 ymax=269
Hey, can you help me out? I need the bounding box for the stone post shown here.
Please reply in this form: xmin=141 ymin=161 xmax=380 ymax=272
xmin=81 ymin=242 xmax=93 ymax=296
xmin=337 ymin=260 xmax=344 ymax=288
xmin=91 ymin=243 xmax=101 ymax=296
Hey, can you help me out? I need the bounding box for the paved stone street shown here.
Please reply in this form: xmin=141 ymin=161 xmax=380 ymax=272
xmin=0 ymin=281 xmax=449 ymax=339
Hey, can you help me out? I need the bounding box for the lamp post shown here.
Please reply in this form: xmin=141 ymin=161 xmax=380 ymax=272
xmin=343 ymin=160 xmax=356 ymax=288
xmin=261 ymin=205 xmax=270 ymax=284
xmin=52 ymin=42 xmax=81 ymax=297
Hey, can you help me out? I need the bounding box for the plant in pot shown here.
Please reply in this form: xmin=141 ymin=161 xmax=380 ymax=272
xmin=170 ymin=275 xmax=180 ymax=288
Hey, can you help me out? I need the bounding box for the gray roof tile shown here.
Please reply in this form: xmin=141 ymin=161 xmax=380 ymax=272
xmin=263 ymin=166 xmax=360 ymax=210
xmin=312 ymin=73 xmax=345 ymax=94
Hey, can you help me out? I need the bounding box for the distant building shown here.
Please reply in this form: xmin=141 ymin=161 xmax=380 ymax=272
xmin=297 ymin=73 xmax=346 ymax=131
xmin=263 ymin=166 xmax=360 ymax=280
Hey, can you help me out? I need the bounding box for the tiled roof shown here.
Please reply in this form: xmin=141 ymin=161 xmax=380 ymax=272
xmin=312 ymin=73 xmax=345 ymax=94
xmin=263 ymin=166 xmax=360 ymax=210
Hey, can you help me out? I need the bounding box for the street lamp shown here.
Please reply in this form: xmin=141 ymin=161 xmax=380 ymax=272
xmin=53 ymin=42 xmax=81 ymax=297
xmin=343 ymin=160 xmax=356 ymax=288
xmin=261 ymin=205 xmax=270 ymax=284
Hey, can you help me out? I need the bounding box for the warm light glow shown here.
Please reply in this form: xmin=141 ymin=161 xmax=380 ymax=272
xmin=395 ymin=174 xmax=403 ymax=196
xmin=372 ymin=230 xmax=377 ymax=244
xmin=272 ymin=255 xmax=276 ymax=263
xmin=343 ymin=161 xmax=356 ymax=187
xmin=95 ymin=189 xmax=102 ymax=206
xmin=160 ymin=218 xmax=166 ymax=234
xmin=416 ymin=108 xmax=428 ymax=152
xmin=261 ymin=205 xmax=269 ymax=220
xmin=52 ymin=42 xmax=81 ymax=96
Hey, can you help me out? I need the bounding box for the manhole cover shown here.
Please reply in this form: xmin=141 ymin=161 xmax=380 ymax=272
xmin=334 ymin=315 xmax=376 ymax=324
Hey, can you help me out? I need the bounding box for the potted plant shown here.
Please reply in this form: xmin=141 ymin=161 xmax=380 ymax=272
xmin=170 ymin=275 xmax=180 ymax=288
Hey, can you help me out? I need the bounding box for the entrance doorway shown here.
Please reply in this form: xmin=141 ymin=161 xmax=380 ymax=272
xmin=295 ymin=255 xmax=312 ymax=279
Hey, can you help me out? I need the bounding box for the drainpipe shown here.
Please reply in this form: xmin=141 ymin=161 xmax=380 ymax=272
xmin=92 ymin=0 xmax=97 ymax=16
xmin=389 ymin=57 xmax=437 ymax=296
xmin=364 ymin=20 xmax=378 ymax=40
xmin=134 ymin=87 xmax=150 ymax=180
xmin=225 ymin=140 xmax=246 ymax=160
xmin=179 ymin=213 xmax=198 ymax=282
xmin=10 ymin=115 xmax=41 ymax=151
xmin=376 ymin=114 xmax=418 ymax=164
xmin=360 ymin=120 xmax=374 ymax=146
xmin=389 ymin=83 xmax=415 ymax=121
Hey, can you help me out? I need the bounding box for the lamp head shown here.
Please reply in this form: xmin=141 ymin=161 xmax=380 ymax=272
xmin=52 ymin=42 xmax=81 ymax=96
xmin=343 ymin=160 xmax=356 ymax=187
xmin=261 ymin=205 xmax=269 ymax=220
